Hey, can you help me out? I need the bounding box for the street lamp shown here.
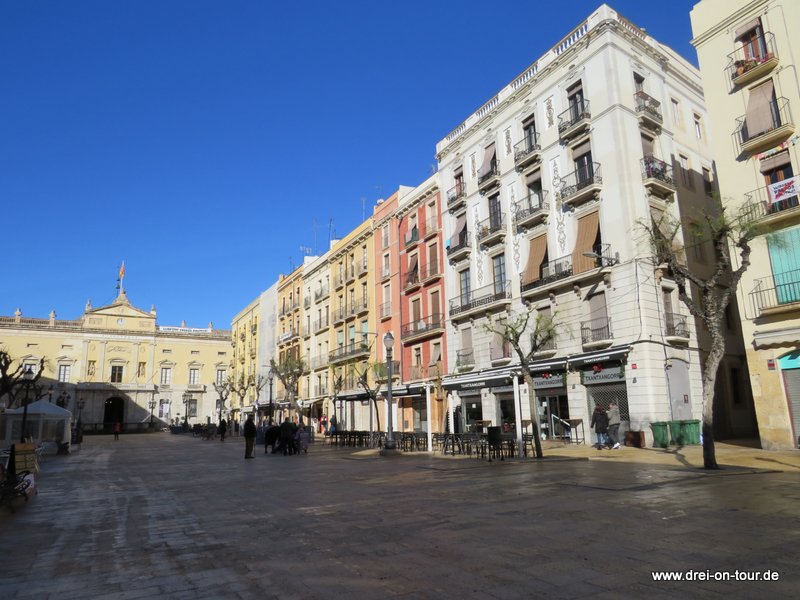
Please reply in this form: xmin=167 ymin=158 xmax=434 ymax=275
xmin=148 ymin=399 xmax=157 ymax=428
xmin=267 ymin=367 xmax=275 ymax=424
xmin=19 ymin=366 xmax=35 ymax=443
xmin=182 ymin=391 xmax=192 ymax=427
xmin=381 ymin=332 xmax=397 ymax=453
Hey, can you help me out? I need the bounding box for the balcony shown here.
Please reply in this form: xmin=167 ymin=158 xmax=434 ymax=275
xmin=304 ymin=296 xmax=311 ymax=308
xmin=373 ymin=360 xmax=400 ymax=382
xmin=334 ymin=273 xmax=345 ymax=290
xmin=313 ymin=385 xmax=329 ymax=397
xmin=447 ymin=231 xmax=471 ymax=263
xmin=381 ymin=265 xmax=391 ymax=281
xmin=522 ymin=254 xmax=573 ymax=295
xmin=420 ymin=260 xmax=441 ymax=284
xmin=558 ymin=100 xmax=591 ymax=140
xmin=641 ymin=156 xmax=676 ymax=198
xmin=490 ymin=339 xmax=512 ymax=365
xmin=404 ymin=268 xmax=421 ymax=292
xmin=456 ymin=349 xmax=475 ymax=372
xmin=447 ymin=182 xmax=467 ymax=213
xmin=750 ymin=269 xmax=800 ymax=315
xmin=401 ymin=314 xmax=445 ymax=342
xmin=329 ymin=340 xmax=372 ymax=363
xmin=404 ymin=226 xmax=420 ymax=249
xmin=278 ymin=330 xmax=298 ymax=345
xmin=476 ymin=213 xmax=506 ymax=249
xmin=449 ymin=280 xmax=512 ymax=321
xmin=735 ymin=98 xmax=795 ymax=155
xmin=346 ymin=265 xmax=357 ymax=284
xmin=556 ymin=163 xmax=602 ymax=210
xmin=477 ymin=162 xmax=500 ymax=195
xmin=314 ymin=284 xmax=330 ymax=302
xmin=408 ymin=364 xmax=429 ymax=380
xmin=634 ymin=91 xmax=662 ymax=132
xmin=531 ymin=336 xmax=557 ymax=357
xmin=514 ymin=131 xmax=542 ymax=172
xmin=379 ymin=301 xmax=392 ymax=321
xmin=513 ymin=191 xmax=549 ymax=233
xmin=741 ymin=182 xmax=800 ymax=229
xmin=422 ymin=215 xmax=439 ymax=240
xmin=727 ymin=32 xmax=779 ymax=87
xmin=314 ymin=316 xmax=330 ymax=333
xmin=310 ymin=354 xmax=328 ymax=370
xmin=333 ymin=306 xmax=347 ymax=324
xmin=664 ymin=312 xmax=690 ymax=344
xmin=302 ymin=324 xmax=311 ymax=339
xmin=581 ymin=317 xmax=613 ymax=349
xmin=353 ymin=295 xmax=369 ymax=317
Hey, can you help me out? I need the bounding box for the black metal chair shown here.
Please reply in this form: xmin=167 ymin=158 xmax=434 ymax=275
xmin=487 ymin=426 xmax=504 ymax=462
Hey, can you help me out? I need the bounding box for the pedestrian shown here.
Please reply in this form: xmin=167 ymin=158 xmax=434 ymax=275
xmin=113 ymin=421 xmax=121 ymax=441
xmin=264 ymin=421 xmax=280 ymax=454
xmin=234 ymin=419 xmax=240 ymax=437
xmin=321 ymin=414 xmax=328 ymax=435
xmin=219 ymin=417 xmax=227 ymax=442
xmin=607 ymin=401 xmax=621 ymax=449
xmin=243 ymin=415 xmax=257 ymax=459
xmin=329 ymin=414 xmax=337 ymax=435
xmin=280 ymin=417 xmax=295 ymax=456
xmin=590 ymin=404 xmax=609 ymax=450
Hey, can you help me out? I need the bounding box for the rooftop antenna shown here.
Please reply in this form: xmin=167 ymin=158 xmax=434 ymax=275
xmin=300 ymin=245 xmax=312 ymax=256
xmin=312 ymin=218 xmax=318 ymax=254
xmin=289 ymin=256 xmax=294 ymax=271
xmin=328 ymin=218 xmax=335 ymax=242
xmin=361 ymin=197 xmax=366 ymax=221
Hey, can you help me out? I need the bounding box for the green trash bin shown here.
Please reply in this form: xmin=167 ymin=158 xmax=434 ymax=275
xmin=668 ymin=421 xmax=684 ymax=445
xmin=650 ymin=422 xmax=669 ymax=448
xmin=680 ymin=420 xmax=701 ymax=445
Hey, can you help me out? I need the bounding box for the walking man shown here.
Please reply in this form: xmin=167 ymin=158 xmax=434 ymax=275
xmin=607 ymin=401 xmax=621 ymax=449
xmin=113 ymin=421 xmax=121 ymax=441
xmin=219 ymin=417 xmax=227 ymax=442
xmin=244 ymin=414 xmax=257 ymax=459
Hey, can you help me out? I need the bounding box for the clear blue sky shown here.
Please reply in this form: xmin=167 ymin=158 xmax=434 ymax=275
xmin=1 ymin=0 xmax=698 ymax=329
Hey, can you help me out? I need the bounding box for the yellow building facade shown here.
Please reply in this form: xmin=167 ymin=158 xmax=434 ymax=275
xmin=0 ymin=289 xmax=231 ymax=431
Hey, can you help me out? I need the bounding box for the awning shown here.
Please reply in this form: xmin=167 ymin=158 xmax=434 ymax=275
xmin=760 ymin=150 xmax=790 ymax=173
xmin=572 ymin=210 xmax=600 ymax=275
xmin=522 ymin=234 xmax=547 ymax=285
xmin=734 ymin=18 xmax=760 ymax=39
xmin=480 ymin=142 xmax=496 ymax=174
xmin=572 ymin=139 xmax=591 ymax=159
xmin=443 ymin=372 xmax=513 ymax=391
xmin=745 ymin=81 xmax=775 ymax=139
xmin=528 ymin=357 xmax=567 ymax=372
xmin=568 ymin=345 xmax=631 ymax=368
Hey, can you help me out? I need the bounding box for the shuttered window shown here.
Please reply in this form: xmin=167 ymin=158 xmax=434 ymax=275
xmin=572 ymin=211 xmax=600 ymax=274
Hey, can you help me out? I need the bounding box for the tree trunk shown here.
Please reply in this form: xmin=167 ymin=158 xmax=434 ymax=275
xmin=701 ymin=335 xmax=725 ymax=470
xmin=526 ymin=375 xmax=543 ymax=459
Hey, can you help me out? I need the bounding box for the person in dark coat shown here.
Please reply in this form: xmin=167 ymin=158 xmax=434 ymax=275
xmin=590 ymin=404 xmax=609 ymax=450
xmin=243 ymin=415 xmax=257 ymax=459
xmin=218 ymin=418 xmax=227 ymax=442
xmin=264 ymin=421 xmax=280 ymax=454
xmin=279 ymin=417 xmax=295 ymax=456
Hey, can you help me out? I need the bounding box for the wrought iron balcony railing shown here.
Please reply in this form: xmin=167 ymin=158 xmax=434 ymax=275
xmin=329 ymin=340 xmax=371 ymax=362
xmin=490 ymin=339 xmax=512 ymax=362
xmin=634 ymin=91 xmax=662 ymax=123
xmin=557 ymin=162 xmax=602 ymax=202
xmin=522 ymin=254 xmax=573 ymax=293
xmin=664 ymin=312 xmax=690 ymax=338
xmin=314 ymin=284 xmax=330 ymax=301
xmin=401 ymin=314 xmax=444 ymax=339
xmin=420 ymin=260 xmax=440 ymax=282
xmin=447 ymin=182 xmax=466 ymax=209
xmin=750 ymin=268 xmax=800 ymax=313
xmin=405 ymin=226 xmax=420 ymax=248
xmin=478 ymin=161 xmax=499 ymax=186
xmin=403 ymin=268 xmax=420 ymax=290
xmin=513 ymin=130 xmax=541 ymax=167
xmin=741 ymin=181 xmax=800 ymax=221
xmin=727 ymin=31 xmax=778 ymax=83
xmin=373 ymin=360 xmax=400 ymax=381
xmin=476 ymin=213 xmax=506 ymax=244
xmin=447 ymin=231 xmax=470 ymax=257
xmin=449 ymin=280 xmax=511 ymax=316
xmin=456 ymin=349 xmax=475 ymax=369
xmin=641 ymin=156 xmax=675 ymax=186
xmin=513 ymin=190 xmax=549 ymax=228
xmin=735 ymin=97 xmax=793 ymax=148
xmin=379 ymin=301 xmax=392 ymax=320
xmin=581 ymin=317 xmax=613 ymax=344
xmin=558 ymin=99 xmax=591 ymax=134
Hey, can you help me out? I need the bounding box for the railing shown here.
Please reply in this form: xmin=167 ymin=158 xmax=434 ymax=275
xmin=420 ymin=215 xmax=438 ymax=238
xmin=532 ymin=336 xmax=557 ymax=353
xmin=558 ymin=99 xmax=590 ymax=133
xmin=447 ymin=231 xmax=470 ymax=256
xmin=349 ymin=295 xmax=368 ymax=316
xmin=314 ymin=284 xmax=330 ymax=301
xmin=641 ymin=156 xmax=675 ymax=186
xmin=478 ymin=161 xmax=499 ymax=186
xmin=420 ymin=260 xmax=440 ymax=281
xmin=329 ymin=340 xmax=372 ymax=362
xmin=490 ymin=340 xmax=512 ymax=362
xmin=309 ymin=354 xmax=328 ymax=369
xmin=278 ymin=330 xmax=298 ymax=343
xmin=513 ymin=190 xmax=549 ymax=224
xmin=741 ymin=181 xmax=800 ymax=220
xmin=314 ymin=385 xmax=329 ymax=397
xmin=409 ymin=364 xmax=428 ymax=380
xmin=303 ymin=296 xmax=311 ymax=308
xmin=735 ymin=97 xmax=792 ymax=147
xmin=403 ymin=268 xmax=420 ymax=289
xmin=447 ymin=182 xmax=466 ymax=208
xmin=449 ymin=280 xmax=511 ymax=316
xmin=405 ymin=226 xmax=419 ymax=248
xmin=379 ymin=301 xmax=392 ymax=319
xmin=332 ymin=306 xmax=348 ymax=322
xmin=522 ymin=254 xmax=573 ymax=292
xmin=476 ymin=213 xmax=506 ymax=243
xmin=513 ymin=130 xmax=541 ymax=165
xmin=356 ymin=259 xmax=369 ymax=277
xmin=665 ymin=312 xmax=690 ymax=338
xmin=381 ymin=265 xmax=391 ymax=279
xmin=456 ymin=349 xmax=475 ymax=368
xmin=346 ymin=264 xmax=357 ymax=282
xmin=314 ymin=316 xmax=330 ymax=331
xmin=634 ymin=91 xmax=662 ymax=123
xmin=401 ymin=314 xmax=444 ymax=339
xmin=581 ymin=317 xmax=613 ymax=343
xmin=557 ymin=162 xmax=602 ymax=200
xmin=727 ymin=32 xmax=778 ymax=81
xmin=750 ymin=269 xmax=800 ymax=312
xmin=373 ymin=361 xmax=400 ymax=380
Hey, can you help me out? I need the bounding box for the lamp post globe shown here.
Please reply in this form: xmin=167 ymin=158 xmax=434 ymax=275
xmin=381 ymin=332 xmax=398 ymax=454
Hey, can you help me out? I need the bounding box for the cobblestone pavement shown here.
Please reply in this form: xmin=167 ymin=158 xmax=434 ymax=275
xmin=1 ymin=434 xmax=798 ymax=599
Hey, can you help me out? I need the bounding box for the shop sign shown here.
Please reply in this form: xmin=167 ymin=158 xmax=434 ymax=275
xmin=582 ymin=366 xmax=625 ymax=384
xmin=533 ymin=373 xmax=565 ymax=389
xmin=445 ymin=376 xmax=511 ymax=391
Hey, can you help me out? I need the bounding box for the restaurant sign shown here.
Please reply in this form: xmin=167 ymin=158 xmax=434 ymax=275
xmin=532 ymin=373 xmax=566 ymax=389
xmin=582 ymin=366 xmax=625 ymax=385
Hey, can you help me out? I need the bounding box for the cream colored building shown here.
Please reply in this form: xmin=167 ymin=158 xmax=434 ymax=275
xmin=302 ymin=248 xmax=333 ymax=419
xmin=0 ymin=289 xmax=230 ymax=430
xmin=691 ymin=0 xmax=800 ymax=449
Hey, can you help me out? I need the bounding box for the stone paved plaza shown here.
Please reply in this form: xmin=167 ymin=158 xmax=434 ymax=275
xmin=1 ymin=434 xmax=798 ymax=599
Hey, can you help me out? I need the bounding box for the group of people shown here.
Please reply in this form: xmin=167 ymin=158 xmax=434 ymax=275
xmin=241 ymin=415 xmax=310 ymax=459
xmin=590 ymin=401 xmax=621 ymax=450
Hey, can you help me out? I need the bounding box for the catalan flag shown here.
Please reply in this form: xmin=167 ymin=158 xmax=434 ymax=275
xmin=119 ymin=261 xmax=125 ymax=280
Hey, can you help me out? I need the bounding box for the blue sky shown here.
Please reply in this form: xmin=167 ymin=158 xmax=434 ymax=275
xmin=1 ymin=0 xmax=699 ymax=329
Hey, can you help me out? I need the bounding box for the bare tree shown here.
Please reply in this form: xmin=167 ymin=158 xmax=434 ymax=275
xmin=270 ymin=353 xmax=306 ymax=413
xmin=642 ymin=198 xmax=758 ymax=469
xmin=485 ymin=310 xmax=558 ymax=459
xmin=212 ymin=378 xmax=232 ymax=420
xmin=356 ymin=361 xmax=384 ymax=441
xmin=0 ymin=348 xmax=45 ymax=408
xmin=229 ymin=373 xmax=251 ymax=413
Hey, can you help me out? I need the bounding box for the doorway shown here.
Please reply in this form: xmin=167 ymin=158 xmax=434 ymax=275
xmin=536 ymin=394 xmax=570 ymax=440
xmin=103 ymin=396 xmax=125 ymax=433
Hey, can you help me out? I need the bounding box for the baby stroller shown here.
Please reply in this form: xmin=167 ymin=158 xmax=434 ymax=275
xmin=295 ymin=427 xmax=310 ymax=454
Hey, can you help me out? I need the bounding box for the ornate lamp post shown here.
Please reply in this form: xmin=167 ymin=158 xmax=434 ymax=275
xmin=182 ymin=391 xmax=192 ymax=426
xmin=19 ymin=366 xmax=35 ymax=443
xmin=381 ymin=332 xmax=398 ymax=454
xmin=148 ymin=399 xmax=157 ymax=428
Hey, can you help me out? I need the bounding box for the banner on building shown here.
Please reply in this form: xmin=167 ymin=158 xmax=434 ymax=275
xmin=768 ymin=176 xmax=799 ymax=204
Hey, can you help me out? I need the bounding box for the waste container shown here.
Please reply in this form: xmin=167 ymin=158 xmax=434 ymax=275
xmin=649 ymin=422 xmax=669 ymax=448
xmin=668 ymin=420 xmax=685 ymax=445
xmin=680 ymin=420 xmax=701 ymax=445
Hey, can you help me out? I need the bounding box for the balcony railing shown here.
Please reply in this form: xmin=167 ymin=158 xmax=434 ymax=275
xmin=735 ymin=97 xmax=794 ymax=152
xmin=420 ymin=260 xmax=441 ymax=282
xmin=403 ymin=268 xmax=420 ymax=290
xmin=532 ymin=336 xmax=557 ymax=354
xmin=373 ymin=360 xmax=400 ymax=381
xmin=332 ymin=306 xmax=348 ymax=323
xmin=303 ymin=296 xmax=311 ymax=308
xmin=581 ymin=317 xmax=613 ymax=344
xmin=401 ymin=314 xmax=444 ymax=340
xmin=447 ymin=231 xmax=471 ymax=260
xmin=513 ymin=190 xmax=549 ymax=230
xmin=641 ymin=156 xmax=675 ymax=186
xmin=314 ymin=316 xmax=330 ymax=332
xmin=314 ymin=284 xmax=330 ymax=301
xmin=557 ymin=162 xmax=602 ymax=204
xmin=449 ymin=280 xmax=511 ymax=317
xmin=634 ymin=91 xmax=662 ymax=126
xmin=750 ymin=269 xmax=800 ymax=313
xmin=558 ymin=99 xmax=591 ymax=137
xmin=478 ymin=161 xmax=499 ymax=188
xmin=379 ymin=301 xmax=392 ymax=320
xmin=405 ymin=226 xmax=420 ymax=248
xmin=727 ymin=32 xmax=778 ymax=84
xmin=522 ymin=254 xmax=573 ymax=293
xmin=422 ymin=215 xmax=439 ymax=239
xmin=456 ymin=349 xmax=475 ymax=369
xmin=447 ymin=182 xmax=467 ymax=210
xmin=381 ymin=265 xmax=391 ymax=280
xmin=313 ymin=385 xmax=329 ymax=397
xmin=278 ymin=330 xmax=298 ymax=343
xmin=664 ymin=312 xmax=690 ymax=339
xmin=476 ymin=213 xmax=506 ymax=246
xmin=490 ymin=339 xmax=512 ymax=362
xmin=329 ymin=340 xmax=371 ymax=362
xmin=309 ymin=354 xmax=328 ymax=369
xmin=409 ymin=364 xmax=429 ymax=380
xmin=513 ymin=130 xmax=541 ymax=170
xmin=741 ymin=181 xmax=800 ymax=221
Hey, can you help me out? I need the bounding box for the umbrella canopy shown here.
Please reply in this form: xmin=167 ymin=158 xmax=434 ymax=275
xmin=6 ymin=399 xmax=72 ymax=417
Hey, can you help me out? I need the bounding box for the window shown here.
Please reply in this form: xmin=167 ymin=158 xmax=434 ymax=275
xmin=57 ymin=364 xmax=71 ymax=383
xmin=671 ymin=98 xmax=681 ymax=128
xmin=459 ymin=268 xmax=471 ymax=299
xmin=479 ymin=142 xmax=497 ymax=179
xmin=430 ymin=290 xmax=441 ymax=318
xmin=736 ymin=18 xmax=767 ymax=62
xmin=161 ymin=367 xmax=172 ymax=385
xmin=522 ymin=114 xmax=537 ymax=148
xmin=110 ymin=365 xmax=123 ymax=383
xmin=216 ymin=369 xmax=226 ymax=385
xmin=679 ymin=154 xmax=692 ymax=188
xmin=187 ymin=399 xmax=197 ymax=418
xmin=567 ymin=80 xmax=585 ymax=119
xmin=702 ymin=167 xmax=714 ymax=195
xmin=159 ymin=399 xmax=169 ymax=418
xmin=634 ymin=72 xmax=644 ymax=93
xmin=189 ymin=368 xmax=200 ymax=385
xmin=761 ymin=152 xmax=798 ymax=212
xmin=488 ymin=194 xmax=502 ymax=229
xmin=693 ymin=114 xmax=703 ymax=140
xmin=493 ymin=254 xmax=506 ymax=294
xmin=430 ymin=342 xmax=442 ymax=367
xmin=454 ymin=165 xmax=465 ymax=195
xmin=572 ymin=140 xmax=593 ymax=183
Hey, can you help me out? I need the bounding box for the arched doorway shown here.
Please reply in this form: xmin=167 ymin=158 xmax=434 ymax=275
xmin=104 ymin=396 xmax=125 ymax=433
